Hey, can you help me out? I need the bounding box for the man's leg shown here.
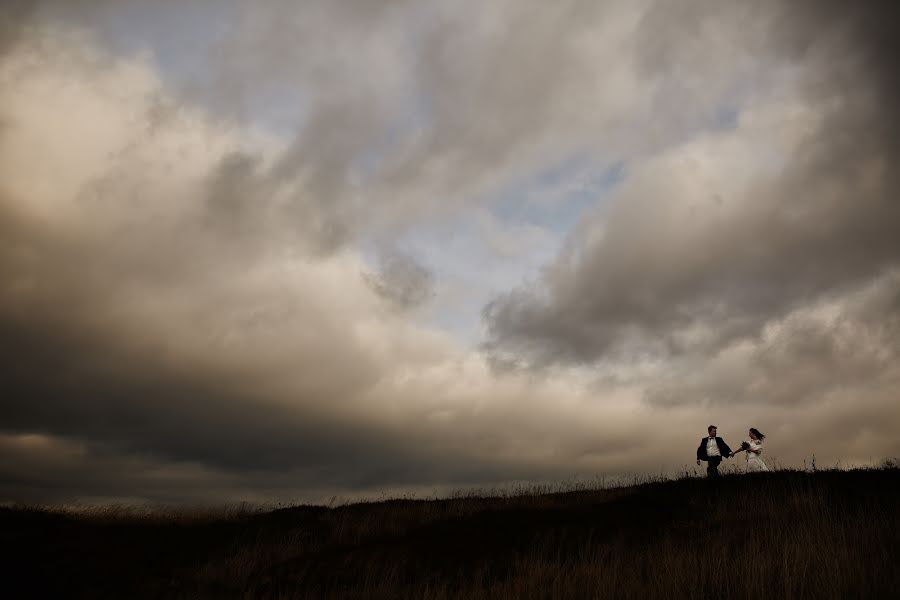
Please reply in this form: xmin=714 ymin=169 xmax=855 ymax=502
xmin=707 ymin=457 xmax=722 ymax=478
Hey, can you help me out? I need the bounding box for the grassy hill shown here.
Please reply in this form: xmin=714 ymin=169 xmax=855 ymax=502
xmin=2 ymin=467 xmax=898 ymax=599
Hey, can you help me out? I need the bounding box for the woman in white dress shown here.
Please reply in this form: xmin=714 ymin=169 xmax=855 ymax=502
xmin=732 ymin=428 xmax=769 ymax=472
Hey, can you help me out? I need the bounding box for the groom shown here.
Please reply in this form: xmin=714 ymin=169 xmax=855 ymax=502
xmin=696 ymin=425 xmax=733 ymax=478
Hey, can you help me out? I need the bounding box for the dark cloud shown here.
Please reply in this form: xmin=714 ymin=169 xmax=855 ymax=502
xmin=484 ymin=0 xmax=900 ymax=369
xmin=643 ymin=271 xmax=900 ymax=407
xmin=0 ymin=300 xmax=582 ymax=503
xmin=364 ymin=248 xmax=435 ymax=310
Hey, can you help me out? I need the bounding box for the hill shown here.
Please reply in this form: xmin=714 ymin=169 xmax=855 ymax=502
xmin=2 ymin=467 xmax=899 ymax=599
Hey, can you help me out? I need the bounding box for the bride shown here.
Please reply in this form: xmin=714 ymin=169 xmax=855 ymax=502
xmin=731 ymin=428 xmax=769 ymax=472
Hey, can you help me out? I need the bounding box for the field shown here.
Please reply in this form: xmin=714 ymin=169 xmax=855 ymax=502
xmin=3 ymin=466 xmax=899 ymax=599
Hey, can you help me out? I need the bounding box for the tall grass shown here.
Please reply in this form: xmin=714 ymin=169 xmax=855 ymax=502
xmin=2 ymin=465 xmax=898 ymax=599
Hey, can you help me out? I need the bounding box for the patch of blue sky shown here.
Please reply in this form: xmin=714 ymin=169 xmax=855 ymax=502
xmin=392 ymin=218 xmax=521 ymax=345
xmin=349 ymin=4 xmax=456 ymax=186
xmin=43 ymin=1 xmax=310 ymax=137
xmin=106 ymin=2 xmax=237 ymax=73
xmin=350 ymin=89 xmax=432 ymax=184
xmin=491 ymin=154 xmax=625 ymax=235
xmin=43 ymin=1 xmax=236 ymax=75
xmin=366 ymin=156 xmax=628 ymax=346
xmin=713 ymin=104 xmax=740 ymax=131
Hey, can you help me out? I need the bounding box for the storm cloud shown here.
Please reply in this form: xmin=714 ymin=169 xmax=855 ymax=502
xmin=485 ymin=1 xmax=900 ymax=369
xmin=1 ymin=1 xmax=898 ymax=504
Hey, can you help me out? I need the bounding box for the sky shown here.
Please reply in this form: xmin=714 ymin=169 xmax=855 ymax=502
xmin=1 ymin=0 xmax=899 ymax=505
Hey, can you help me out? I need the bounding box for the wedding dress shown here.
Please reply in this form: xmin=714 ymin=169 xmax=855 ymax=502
xmin=745 ymin=439 xmax=769 ymax=473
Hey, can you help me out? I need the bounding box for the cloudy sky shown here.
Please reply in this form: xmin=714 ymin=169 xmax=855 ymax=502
xmin=2 ymin=0 xmax=898 ymax=505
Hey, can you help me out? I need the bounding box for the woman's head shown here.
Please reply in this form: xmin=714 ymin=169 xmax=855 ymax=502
xmin=749 ymin=427 xmax=765 ymax=441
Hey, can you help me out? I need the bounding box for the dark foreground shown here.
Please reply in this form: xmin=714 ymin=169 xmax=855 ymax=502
xmin=2 ymin=468 xmax=899 ymax=599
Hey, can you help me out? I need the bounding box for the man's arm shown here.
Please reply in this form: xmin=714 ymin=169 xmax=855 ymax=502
xmin=696 ymin=440 xmax=705 ymax=461
xmin=719 ymin=438 xmax=733 ymax=457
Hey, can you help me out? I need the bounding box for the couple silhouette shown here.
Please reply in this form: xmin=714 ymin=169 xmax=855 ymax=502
xmin=696 ymin=425 xmax=769 ymax=477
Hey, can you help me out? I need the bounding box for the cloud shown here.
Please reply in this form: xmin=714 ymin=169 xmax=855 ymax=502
xmin=361 ymin=242 xmax=435 ymax=310
xmin=644 ymin=270 xmax=900 ymax=419
xmin=0 ymin=26 xmax=667 ymax=502
xmin=484 ymin=0 xmax=900 ymax=369
xmin=1 ymin=2 xmax=899 ymax=504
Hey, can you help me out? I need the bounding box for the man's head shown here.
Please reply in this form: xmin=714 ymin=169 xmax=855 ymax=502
xmin=708 ymin=425 xmax=717 ymax=438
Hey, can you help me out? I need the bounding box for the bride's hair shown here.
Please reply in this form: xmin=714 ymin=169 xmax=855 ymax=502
xmin=749 ymin=427 xmax=765 ymax=441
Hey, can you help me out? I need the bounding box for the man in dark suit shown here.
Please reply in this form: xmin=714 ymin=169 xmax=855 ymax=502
xmin=696 ymin=425 xmax=733 ymax=478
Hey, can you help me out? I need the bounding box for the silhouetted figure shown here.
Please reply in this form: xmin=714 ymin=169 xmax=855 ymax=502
xmin=731 ymin=427 xmax=769 ymax=473
xmin=696 ymin=425 xmax=733 ymax=478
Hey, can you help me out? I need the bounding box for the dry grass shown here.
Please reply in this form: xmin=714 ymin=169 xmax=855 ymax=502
xmin=2 ymin=465 xmax=898 ymax=599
